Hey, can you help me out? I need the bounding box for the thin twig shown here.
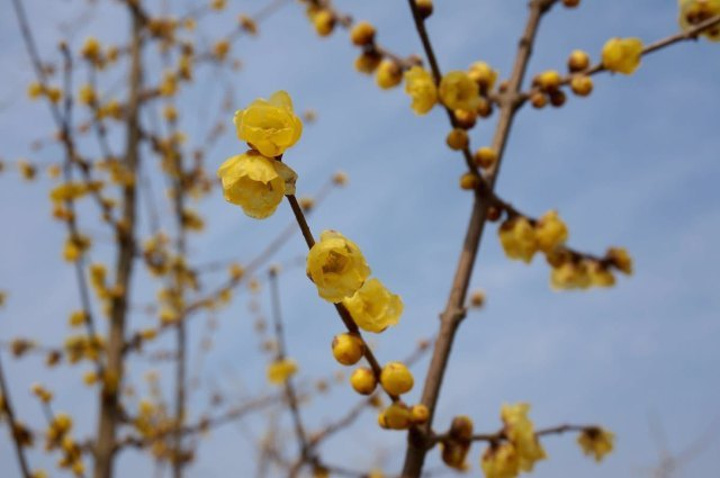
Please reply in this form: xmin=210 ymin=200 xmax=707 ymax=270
xmin=0 ymin=352 xmax=32 ymax=478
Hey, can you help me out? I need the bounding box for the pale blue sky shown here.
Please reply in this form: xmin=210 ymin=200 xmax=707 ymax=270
xmin=1 ymin=1 xmax=719 ymax=477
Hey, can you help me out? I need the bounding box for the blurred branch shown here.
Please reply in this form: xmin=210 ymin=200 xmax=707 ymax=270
xmin=0 ymin=352 xmax=32 ymax=478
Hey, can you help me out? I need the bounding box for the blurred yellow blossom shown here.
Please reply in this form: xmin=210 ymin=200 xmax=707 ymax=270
xmin=679 ymin=0 xmax=720 ymax=41
xmin=602 ymin=38 xmax=643 ymax=74
xmin=501 ymin=403 xmax=547 ymax=472
xmin=404 ymin=66 xmax=438 ymax=115
xmin=498 ymin=217 xmax=538 ymax=263
xmin=267 ymin=358 xmax=298 ymax=384
xmin=577 ymin=427 xmax=615 ymax=462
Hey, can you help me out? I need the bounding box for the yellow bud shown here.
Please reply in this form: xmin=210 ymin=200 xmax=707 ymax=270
xmin=410 ymin=404 xmax=429 ymax=424
xmin=314 ymin=10 xmax=335 ymax=37
xmin=415 ymin=0 xmax=434 ymax=19
xmin=381 ymin=402 xmax=412 ymax=430
xmin=350 ymin=22 xmax=376 ymax=46
xmin=349 ymin=367 xmax=377 ymax=395
xmin=376 ymin=60 xmax=403 ymax=89
xmin=535 ymin=70 xmax=562 ymax=92
xmin=570 ymin=75 xmax=593 ymax=97
xmin=459 ymin=173 xmax=480 ymax=191
xmin=355 ymin=51 xmax=382 ymax=74
xmin=380 ymin=362 xmax=414 ymax=396
xmin=568 ymin=50 xmax=591 ymax=72
xmin=473 ymin=147 xmax=498 ymax=169
xmin=446 ymin=128 xmax=469 ymax=150
xmin=331 ymin=333 xmax=365 ymax=366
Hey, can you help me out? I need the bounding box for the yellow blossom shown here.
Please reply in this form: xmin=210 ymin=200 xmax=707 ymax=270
xmin=588 ymin=261 xmax=616 ymax=287
xmin=217 ymin=150 xmax=297 ymax=219
xmin=550 ymin=261 xmax=592 ymax=290
xmin=602 ymin=38 xmax=643 ymax=75
xmin=403 ymin=66 xmax=438 ymax=115
xmin=577 ymin=427 xmax=615 ymax=462
xmin=342 ymin=278 xmax=403 ymax=333
xmin=306 ymin=230 xmax=371 ymax=303
xmin=679 ymin=0 xmax=720 ymax=41
xmin=534 ymin=210 xmax=568 ymax=252
xmin=481 ymin=442 xmax=521 ymax=478
xmin=501 ymin=403 xmax=547 ymax=472
xmin=498 ymin=217 xmax=538 ymax=263
xmin=267 ymin=358 xmax=298 ymax=384
xmin=439 ymin=71 xmax=481 ymax=111
xmin=234 ymin=91 xmax=303 ymax=157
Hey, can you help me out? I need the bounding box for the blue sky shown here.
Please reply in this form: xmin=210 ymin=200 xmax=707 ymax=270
xmin=1 ymin=0 xmax=720 ymax=477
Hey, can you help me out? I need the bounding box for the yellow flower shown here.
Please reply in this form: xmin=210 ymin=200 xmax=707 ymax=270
xmin=679 ymin=0 xmax=720 ymax=41
xmin=498 ymin=217 xmax=538 ymax=263
xmin=343 ymin=278 xmax=403 ymax=333
xmin=217 ymin=150 xmax=297 ymax=219
xmin=481 ymin=442 xmax=520 ymax=478
xmin=534 ymin=210 xmax=568 ymax=252
xmin=306 ymin=230 xmax=371 ymax=302
xmin=577 ymin=427 xmax=615 ymax=462
xmin=234 ymin=90 xmax=303 ymax=157
xmin=439 ymin=71 xmax=480 ymax=111
xmin=588 ymin=261 xmax=616 ymax=287
xmin=501 ymin=403 xmax=547 ymax=472
xmin=602 ymin=37 xmax=643 ymax=75
xmin=267 ymin=358 xmax=298 ymax=384
xmin=550 ymin=261 xmax=591 ymax=290
xmin=404 ymin=66 xmax=438 ymax=115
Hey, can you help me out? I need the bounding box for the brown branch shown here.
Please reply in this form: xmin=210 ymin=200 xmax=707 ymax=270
xmin=401 ymin=1 xmax=560 ymax=476
xmin=93 ymin=5 xmax=143 ymax=478
xmin=268 ymin=269 xmax=314 ymax=478
xmin=0 ymin=352 xmax=32 ymax=478
xmin=284 ymin=194 xmax=396 ymax=402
